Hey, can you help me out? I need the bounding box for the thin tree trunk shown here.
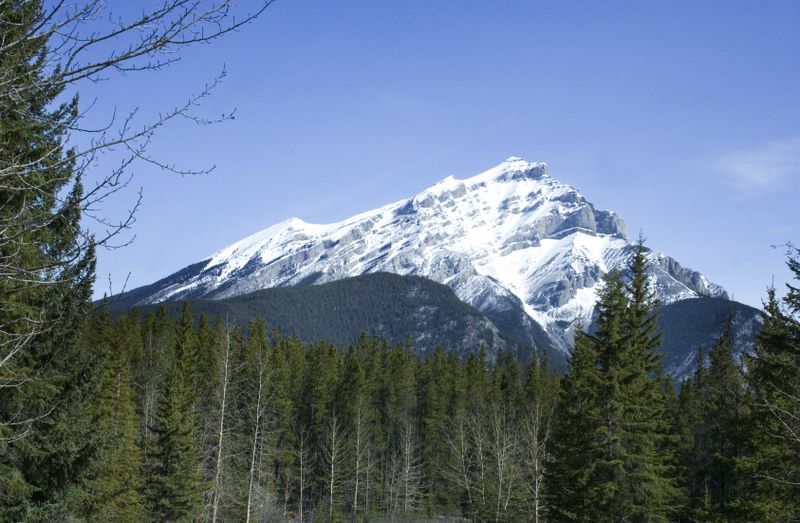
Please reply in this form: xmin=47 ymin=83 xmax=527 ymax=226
xmin=298 ymin=429 xmax=306 ymax=523
xmin=328 ymin=414 xmax=339 ymax=521
xmin=245 ymin=369 xmax=264 ymax=523
xmin=459 ymin=419 xmax=474 ymax=515
xmin=353 ymin=406 xmax=361 ymax=518
xmin=365 ymin=449 xmax=371 ymax=513
xmin=473 ymin=414 xmax=487 ymax=511
xmin=211 ymin=327 xmax=232 ymax=523
xmin=495 ymin=414 xmax=504 ymax=523
xmin=329 ymin=447 xmax=335 ymax=521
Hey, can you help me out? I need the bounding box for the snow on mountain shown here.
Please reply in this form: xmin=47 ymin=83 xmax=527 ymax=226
xmin=137 ymin=157 xmax=727 ymax=353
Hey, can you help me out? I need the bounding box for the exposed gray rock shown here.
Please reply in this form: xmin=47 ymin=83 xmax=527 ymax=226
xmin=110 ymin=157 xmax=730 ymax=368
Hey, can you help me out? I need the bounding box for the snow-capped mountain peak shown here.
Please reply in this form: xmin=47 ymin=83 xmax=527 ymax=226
xmin=135 ymin=157 xmax=726 ymax=354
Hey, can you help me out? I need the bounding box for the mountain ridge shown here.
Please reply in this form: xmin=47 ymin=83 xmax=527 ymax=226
xmin=114 ymin=157 xmax=728 ymax=355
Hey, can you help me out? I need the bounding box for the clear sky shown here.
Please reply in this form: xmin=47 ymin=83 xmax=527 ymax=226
xmin=85 ymin=0 xmax=800 ymax=308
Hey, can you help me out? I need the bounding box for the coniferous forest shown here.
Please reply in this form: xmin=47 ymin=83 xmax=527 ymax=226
xmin=2 ymin=1 xmax=800 ymax=522
xmin=3 ymin=237 xmax=800 ymax=521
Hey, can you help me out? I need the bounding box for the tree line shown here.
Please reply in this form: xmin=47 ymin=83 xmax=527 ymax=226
xmin=15 ymin=300 xmax=561 ymax=522
xmin=3 ymin=242 xmax=799 ymax=521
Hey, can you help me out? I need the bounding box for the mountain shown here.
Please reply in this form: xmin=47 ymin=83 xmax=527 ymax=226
xmin=657 ymin=297 xmax=762 ymax=381
xmin=111 ymin=157 xmax=728 ymax=357
xmin=111 ymin=272 xmax=528 ymax=362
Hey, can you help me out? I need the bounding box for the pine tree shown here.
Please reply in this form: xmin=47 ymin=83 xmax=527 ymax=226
xmin=267 ymin=329 xmax=294 ymax=516
xmin=195 ymin=314 xmax=221 ymax=501
xmin=582 ymin=272 xmax=633 ymax=520
xmin=379 ymin=343 xmax=419 ymax=515
xmin=300 ymin=341 xmax=344 ymax=515
xmin=442 ymin=359 xmax=478 ymax=520
xmin=548 ymin=324 xmax=600 ymax=521
xmin=689 ymin=322 xmax=749 ymax=521
xmin=550 ymin=242 xmax=680 ymax=522
xmin=78 ymin=304 xmax=145 ymax=521
xmin=612 ymin=242 xmax=681 ymax=520
xmin=146 ymin=302 xmax=205 ymax=521
xmin=746 ymin=248 xmax=800 ymax=520
xmin=416 ymin=346 xmax=452 ymax=513
xmin=675 ymin=350 xmax=705 ymax=521
xmin=0 ymin=1 xmax=99 ymax=519
xmin=136 ymin=306 xmax=174 ymax=459
xmin=278 ymin=331 xmax=309 ymax=518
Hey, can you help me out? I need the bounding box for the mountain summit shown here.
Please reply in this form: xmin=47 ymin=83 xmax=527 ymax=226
xmin=122 ymin=158 xmax=727 ymax=354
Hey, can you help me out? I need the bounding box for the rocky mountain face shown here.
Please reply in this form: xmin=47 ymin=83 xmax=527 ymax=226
xmin=117 ymin=157 xmax=728 ymax=357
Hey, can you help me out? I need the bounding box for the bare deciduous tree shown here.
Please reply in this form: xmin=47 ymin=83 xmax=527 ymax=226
xmin=522 ymin=393 xmax=555 ymax=523
xmin=0 ymin=0 xmax=273 ymax=436
xmin=350 ymin=393 xmax=372 ymax=518
xmin=322 ymin=410 xmax=348 ymax=521
xmin=209 ymin=320 xmax=237 ymax=523
xmin=293 ymin=424 xmax=312 ymax=523
xmin=487 ymin=406 xmax=521 ymax=522
xmin=443 ymin=413 xmax=477 ymax=518
xmin=386 ymin=419 xmax=423 ymax=516
xmin=245 ymin=333 xmax=272 ymax=523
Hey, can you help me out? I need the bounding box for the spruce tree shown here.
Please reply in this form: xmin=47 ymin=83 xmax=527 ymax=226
xmin=267 ymin=329 xmax=294 ymax=514
xmin=416 ymin=346 xmax=452 ymax=513
xmin=568 ymin=274 xmax=632 ymax=521
xmin=136 ymin=306 xmax=175 ymax=454
xmin=614 ymin=242 xmax=681 ymax=520
xmin=550 ymin=242 xmax=680 ymax=522
xmin=548 ymin=325 xmax=600 ymax=521
xmin=79 ymin=304 xmax=145 ymax=521
xmin=746 ymin=249 xmax=800 ymax=520
xmin=146 ymin=302 xmax=205 ymax=521
xmin=195 ymin=314 xmax=221 ymax=488
xmin=0 ymin=3 xmax=99 ymax=518
xmin=688 ymin=322 xmax=749 ymax=521
xmin=675 ymin=351 xmax=705 ymax=521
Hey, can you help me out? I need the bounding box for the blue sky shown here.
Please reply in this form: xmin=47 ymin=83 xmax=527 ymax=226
xmin=86 ymin=0 xmax=800 ymax=307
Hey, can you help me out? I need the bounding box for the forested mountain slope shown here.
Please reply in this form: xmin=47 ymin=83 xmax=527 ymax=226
xmin=109 ymin=273 xmax=762 ymax=376
xmin=109 ymin=272 xmax=530 ymax=363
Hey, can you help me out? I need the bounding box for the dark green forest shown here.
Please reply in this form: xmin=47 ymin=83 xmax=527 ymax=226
xmin=3 ymin=237 xmax=800 ymax=521
xmin=106 ymin=271 xmax=762 ymax=381
xmin=108 ymin=272 xmax=524 ymax=363
xmin=2 ymin=1 xmax=799 ymax=521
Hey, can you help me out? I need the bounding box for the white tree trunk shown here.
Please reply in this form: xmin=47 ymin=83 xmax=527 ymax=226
xmin=524 ymin=396 xmax=553 ymax=523
xmin=211 ymin=326 xmax=232 ymax=523
xmin=245 ymin=364 xmax=265 ymax=523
